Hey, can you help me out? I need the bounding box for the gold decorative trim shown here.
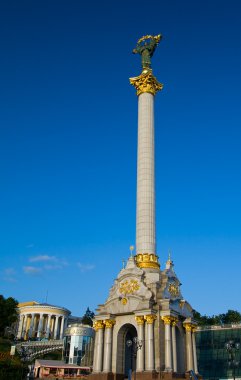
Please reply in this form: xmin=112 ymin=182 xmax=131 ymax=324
xmin=161 ymin=316 xmax=172 ymax=325
xmin=93 ymin=320 xmax=104 ymax=331
xmin=183 ymin=323 xmax=193 ymax=332
xmin=130 ymin=72 xmax=163 ymax=96
xmin=121 ymin=297 xmax=128 ymax=305
xmin=104 ymin=319 xmax=116 ymax=329
xmin=135 ymin=316 xmax=145 ymax=325
xmin=144 ymin=314 xmax=157 ymax=324
xmin=119 ymin=279 xmax=140 ymax=295
xmin=135 ymin=253 xmax=160 ymax=269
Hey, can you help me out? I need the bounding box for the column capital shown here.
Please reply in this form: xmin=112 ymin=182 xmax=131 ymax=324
xmin=162 ymin=316 xmax=179 ymax=325
xmin=103 ymin=319 xmax=116 ymax=329
xmin=144 ymin=314 xmax=157 ymax=324
xmin=130 ymin=71 xmax=163 ymax=96
xmin=93 ymin=320 xmax=105 ymax=331
xmin=183 ymin=322 xmax=193 ymax=332
xmin=135 ymin=316 xmax=145 ymax=325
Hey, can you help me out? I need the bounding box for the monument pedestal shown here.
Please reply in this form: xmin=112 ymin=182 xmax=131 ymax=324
xmin=89 ymin=371 xmax=198 ymax=380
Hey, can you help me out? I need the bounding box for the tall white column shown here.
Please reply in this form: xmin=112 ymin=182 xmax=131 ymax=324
xmin=103 ymin=319 xmax=115 ymax=372
xmin=54 ymin=315 xmax=60 ymax=339
xmin=59 ymin=316 xmax=65 ymax=339
xmin=162 ymin=317 xmax=172 ymax=371
xmin=145 ymin=315 xmax=156 ymax=371
xmin=37 ymin=313 xmax=44 ymax=338
xmin=46 ymin=314 xmax=51 ymax=338
xmin=172 ymin=320 xmax=178 ymax=372
xmin=192 ymin=329 xmax=198 ymax=374
xmin=93 ymin=321 xmax=105 ymax=373
xmin=17 ymin=315 xmax=24 ymax=339
xmin=183 ymin=323 xmax=194 ymax=371
xmin=135 ymin=316 xmax=145 ymax=372
xmin=22 ymin=315 xmax=28 ymax=339
xmin=28 ymin=314 xmax=35 ymax=338
xmin=136 ymin=92 xmax=156 ymax=255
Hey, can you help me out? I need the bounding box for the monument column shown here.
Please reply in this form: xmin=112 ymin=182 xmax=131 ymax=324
xmin=192 ymin=327 xmax=198 ymax=374
xmin=172 ymin=319 xmax=178 ymax=372
xmin=54 ymin=315 xmax=60 ymax=339
xmin=145 ymin=315 xmax=156 ymax=371
xmin=162 ymin=316 xmax=173 ymax=371
xmin=37 ymin=313 xmax=44 ymax=338
xmin=28 ymin=313 xmax=36 ymax=338
xmin=103 ymin=319 xmax=116 ymax=372
xmin=183 ymin=323 xmax=194 ymax=371
xmin=135 ymin=316 xmax=145 ymax=372
xmin=93 ymin=321 xmax=105 ymax=373
xmin=130 ymin=35 xmax=163 ymax=270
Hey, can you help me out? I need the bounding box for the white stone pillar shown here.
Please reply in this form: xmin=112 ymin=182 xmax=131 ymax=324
xmin=93 ymin=321 xmax=105 ymax=373
xmin=136 ymin=92 xmax=156 ymax=255
xmin=192 ymin=328 xmax=198 ymax=374
xmin=135 ymin=316 xmax=145 ymax=372
xmin=59 ymin=316 xmax=65 ymax=339
xmin=37 ymin=313 xmax=44 ymax=338
xmin=172 ymin=320 xmax=178 ymax=372
xmin=17 ymin=314 xmax=24 ymax=339
xmin=183 ymin=323 xmax=194 ymax=371
xmin=103 ymin=319 xmax=115 ymax=372
xmin=54 ymin=315 xmax=60 ymax=339
xmin=28 ymin=314 xmax=35 ymax=338
xmin=22 ymin=315 xmax=28 ymax=339
xmin=145 ymin=315 xmax=156 ymax=371
xmin=162 ymin=317 xmax=172 ymax=371
xmin=46 ymin=314 xmax=51 ymax=338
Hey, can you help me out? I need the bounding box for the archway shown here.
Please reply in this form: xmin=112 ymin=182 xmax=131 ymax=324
xmin=116 ymin=323 xmax=137 ymax=377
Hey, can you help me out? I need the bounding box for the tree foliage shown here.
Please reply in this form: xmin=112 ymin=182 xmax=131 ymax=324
xmin=81 ymin=307 xmax=95 ymax=327
xmin=0 ymin=295 xmax=18 ymax=337
xmin=193 ymin=309 xmax=241 ymax=326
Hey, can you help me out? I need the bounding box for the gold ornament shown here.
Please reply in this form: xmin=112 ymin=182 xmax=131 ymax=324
xmin=119 ymin=279 xmax=140 ymax=295
xmin=121 ymin=297 xmax=128 ymax=305
xmin=135 ymin=253 xmax=160 ymax=269
xmin=183 ymin=323 xmax=193 ymax=332
xmin=135 ymin=316 xmax=145 ymax=325
xmin=144 ymin=315 xmax=157 ymax=324
xmin=161 ymin=316 xmax=172 ymax=325
xmin=93 ymin=320 xmax=104 ymax=331
xmin=168 ymin=282 xmax=180 ymax=297
xmin=130 ymin=72 xmax=163 ymax=96
xmin=104 ymin=319 xmax=116 ymax=329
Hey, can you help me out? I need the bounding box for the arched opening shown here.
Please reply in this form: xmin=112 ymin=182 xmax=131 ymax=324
xmin=116 ymin=323 xmax=137 ymax=377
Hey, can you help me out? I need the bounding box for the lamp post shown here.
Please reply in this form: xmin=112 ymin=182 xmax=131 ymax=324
xmin=225 ymin=340 xmax=240 ymax=380
xmin=126 ymin=337 xmax=143 ymax=380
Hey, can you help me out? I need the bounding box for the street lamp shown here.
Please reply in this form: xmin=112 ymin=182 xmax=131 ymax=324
xmin=225 ymin=340 xmax=240 ymax=380
xmin=126 ymin=337 xmax=143 ymax=380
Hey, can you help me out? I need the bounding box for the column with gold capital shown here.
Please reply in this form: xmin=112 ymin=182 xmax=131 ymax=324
xmin=171 ymin=318 xmax=178 ymax=372
xmin=130 ymin=35 xmax=163 ymax=270
xmin=103 ymin=319 xmax=116 ymax=373
xmin=145 ymin=314 xmax=157 ymax=370
xmin=93 ymin=321 xmax=105 ymax=373
xmin=192 ymin=327 xmax=198 ymax=374
xmin=135 ymin=316 xmax=145 ymax=371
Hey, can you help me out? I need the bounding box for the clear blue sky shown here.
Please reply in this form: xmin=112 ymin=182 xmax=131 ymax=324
xmin=1 ymin=0 xmax=241 ymax=317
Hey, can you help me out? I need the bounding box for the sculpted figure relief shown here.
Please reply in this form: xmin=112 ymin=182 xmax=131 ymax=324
xmin=133 ymin=34 xmax=162 ymax=71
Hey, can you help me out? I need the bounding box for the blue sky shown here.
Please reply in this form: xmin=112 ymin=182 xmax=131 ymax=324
xmin=1 ymin=0 xmax=241 ymax=317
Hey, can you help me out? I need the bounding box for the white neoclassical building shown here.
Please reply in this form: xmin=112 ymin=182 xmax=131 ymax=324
xmin=17 ymin=301 xmax=71 ymax=340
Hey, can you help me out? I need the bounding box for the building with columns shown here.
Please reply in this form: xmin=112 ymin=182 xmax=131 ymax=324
xmin=17 ymin=301 xmax=71 ymax=341
xmin=90 ymin=35 xmax=199 ymax=380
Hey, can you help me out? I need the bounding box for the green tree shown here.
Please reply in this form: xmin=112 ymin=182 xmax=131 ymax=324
xmin=0 ymin=295 xmax=18 ymax=337
xmin=222 ymin=309 xmax=241 ymax=324
xmin=81 ymin=307 xmax=95 ymax=327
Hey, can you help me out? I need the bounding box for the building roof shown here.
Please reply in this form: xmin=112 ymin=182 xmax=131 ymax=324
xmin=35 ymin=359 xmax=90 ymax=369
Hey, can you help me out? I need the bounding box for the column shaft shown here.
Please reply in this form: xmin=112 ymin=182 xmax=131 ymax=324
xmin=103 ymin=327 xmax=112 ymax=372
xmin=192 ymin=331 xmax=198 ymax=374
xmin=172 ymin=324 xmax=177 ymax=372
xmin=136 ymin=320 xmax=145 ymax=371
xmin=185 ymin=327 xmax=194 ymax=371
xmin=28 ymin=314 xmax=35 ymax=338
xmin=37 ymin=314 xmax=44 ymax=338
xmin=17 ymin=315 xmax=24 ymax=339
xmin=146 ymin=319 xmax=155 ymax=370
xmin=59 ymin=317 xmax=65 ymax=339
xmin=136 ymin=92 xmax=156 ymax=254
xmin=94 ymin=327 xmax=104 ymax=372
xmin=54 ymin=316 xmax=60 ymax=339
xmin=164 ymin=323 xmax=172 ymax=371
